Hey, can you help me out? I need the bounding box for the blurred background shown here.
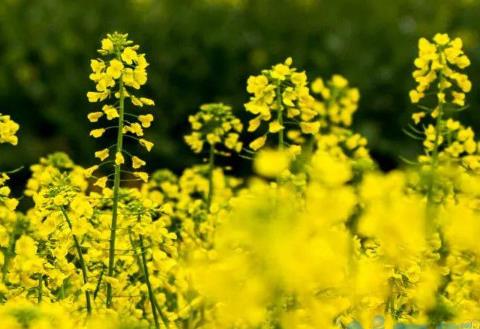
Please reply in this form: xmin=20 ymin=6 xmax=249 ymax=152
xmin=2 ymin=0 xmax=480 ymax=186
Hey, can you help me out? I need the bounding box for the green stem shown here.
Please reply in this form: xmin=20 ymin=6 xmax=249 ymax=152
xmin=427 ymin=91 xmax=444 ymax=206
xmin=59 ymin=282 xmax=65 ymax=299
xmin=2 ymin=231 xmax=16 ymax=283
xmin=38 ymin=275 xmax=43 ymax=303
xmin=139 ymin=235 xmax=160 ymax=329
xmin=128 ymin=228 xmax=144 ymax=276
xmin=207 ymin=143 xmax=215 ymax=210
xmin=60 ymin=206 xmax=92 ymax=314
xmin=93 ymin=268 xmax=104 ymax=300
xmin=275 ymin=85 xmax=284 ymax=150
xmin=106 ymin=72 xmax=126 ymax=308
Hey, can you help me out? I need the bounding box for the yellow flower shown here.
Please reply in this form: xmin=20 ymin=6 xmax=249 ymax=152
xmin=249 ymin=135 xmax=267 ymax=151
xmin=87 ymin=112 xmax=104 ymax=123
xmin=90 ymin=128 xmax=106 ymax=138
xmin=53 ymin=194 xmax=66 ymax=206
xmin=446 ymin=119 xmax=460 ymax=131
xmin=84 ymin=165 xmax=99 ymax=176
xmin=452 ymin=91 xmax=465 ymax=106
xmin=134 ymin=68 xmax=148 ymax=86
xmin=124 ymin=123 xmax=144 ymax=137
xmin=433 ymin=33 xmax=450 ymax=45
xmin=282 ymin=87 xmax=296 ymax=106
xmin=102 ymin=105 xmax=119 ymax=120
xmin=225 ymin=133 xmax=241 ymax=150
xmin=409 ymin=90 xmax=424 ymax=103
xmin=4 ymin=198 xmax=18 ymax=211
xmin=86 ymin=91 xmax=107 ymax=103
xmin=130 ymin=95 xmax=144 ymax=107
xmin=138 ymin=114 xmax=154 ymax=128
xmin=132 ymin=156 xmax=146 ymax=169
xmin=248 ymin=116 xmax=262 ymax=132
xmin=115 ymin=152 xmax=125 ymax=165
xmin=271 ymin=63 xmax=291 ymax=81
xmin=268 ymin=121 xmax=284 ymax=133
xmin=300 ymin=121 xmax=320 ymax=134
xmin=271 ymin=58 xmax=293 ymax=81
xmin=15 ymin=235 xmax=37 ymax=257
xmin=331 ymin=74 xmax=348 ymax=88
xmin=106 ymin=59 xmax=124 ymax=79
xmin=121 ymin=47 xmax=138 ymax=64
xmin=185 ymin=133 xmax=203 ymax=153
xmin=0 ymin=114 xmax=20 ymax=145
xmin=464 ymin=138 xmax=476 ymax=154
xmin=139 ymin=138 xmax=154 ymax=151
xmin=412 ymin=112 xmax=425 ymax=124
xmin=140 ymin=97 xmax=155 ymax=106
xmin=94 ymin=176 xmax=108 ymax=188
xmin=247 ymin=75 xmax=269 ymax=95
xmin=101 ymin=38 xmax=114 ymax=52
xmin=95 ymin=148 xmax=110 ymax=161
xmin=311 ymin=78 xmax=325 ymax=94
xmin=134 ymin=171 xmax=149 ymax=182
xmin=455 ymin=55 xmax=471 ymax=69
xmin=254 ymin=149 xmax=290 ymax=178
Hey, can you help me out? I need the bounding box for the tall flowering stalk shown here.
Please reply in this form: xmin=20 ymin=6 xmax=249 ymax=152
xmin=407 ymin=33 xmax=473 ymax=204
xmin=184 ymin=103 xmax=243 ymax=210
xmin=306 ymin=75 xmax=371 ymax=164
xmin=0 ymin=114 xmax=20 ymax=283
xmin=244 ymin=58 xmax=315 ymax=154
xmin=86 ymin=32 xmax=155 ymax=308
xmin=407 ymin=33 xmax=480 ymax=325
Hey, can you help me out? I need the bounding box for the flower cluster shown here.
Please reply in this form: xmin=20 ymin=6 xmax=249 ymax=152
xmin=245 ymin=57 xmax=315 ymax=152
xmin=0 ymin=114 xmax=19 ymax=146
xmin=87 ymin=32 xmax=155 ymax=185
xmin=184 ymin=103 xmax=243 ymax=155
xmin=406 ymin=34 xmax=480 ymax=179
xmin=409 ymin=33 xmax=471 ymax=110
xmin=305 ymin=75 xmax=371 ymax=164
xmin=310 ymin=74 xmax=360 ymax=128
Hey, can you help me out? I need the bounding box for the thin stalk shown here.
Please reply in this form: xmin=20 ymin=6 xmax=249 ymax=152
xmin=2 ymin=231 xmax=16 ymax=283
xmin=38 ymin=275 xmax=43 ymax=303
xmin=59 ymin=282 xmax=65 ymax=299
xmin=106 ymin=72 xmax=126 ymax=308
xmin=93 ymin=268 xmax=104 ymax=300
xmin=139 ymin=235 xmax=160 ymax=329
xmin=275 ymin=85 xmax=284 ymax=150
xmin=60 ymin=206 xmax=92 ymax=314
xmin=206 ymin=143 xmax=215 ymax=210
xmin=426 ymin=79 xmax=445 ymax=206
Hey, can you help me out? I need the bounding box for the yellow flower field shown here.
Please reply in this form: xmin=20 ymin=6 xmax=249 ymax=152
xmin=0 ymin=32 xmax=479 ymax=329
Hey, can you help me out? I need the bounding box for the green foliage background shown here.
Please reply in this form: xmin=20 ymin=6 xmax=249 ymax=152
xmin=1 ymin=0 xmax=480 ymax=176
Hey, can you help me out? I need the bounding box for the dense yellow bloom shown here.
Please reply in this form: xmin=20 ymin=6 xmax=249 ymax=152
xmin=244 ymin=58 xmax=315 ymax=152
xmin=3 ymin=31 xmax=480 ymax=329
xmin=185 ymin=103 xmax=243 ymax=154
xmin=410 ymin=33 xmax=471 ymax=107
xmin=0 ymin=114 xmax=19 ymax=145
xmin=87 ymin=32 xmax=155 ymax=180
xmin=407 ymin=34 xmax=480 ymax=176
xmin=310 ymin=74 xmax=360 ymax=128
